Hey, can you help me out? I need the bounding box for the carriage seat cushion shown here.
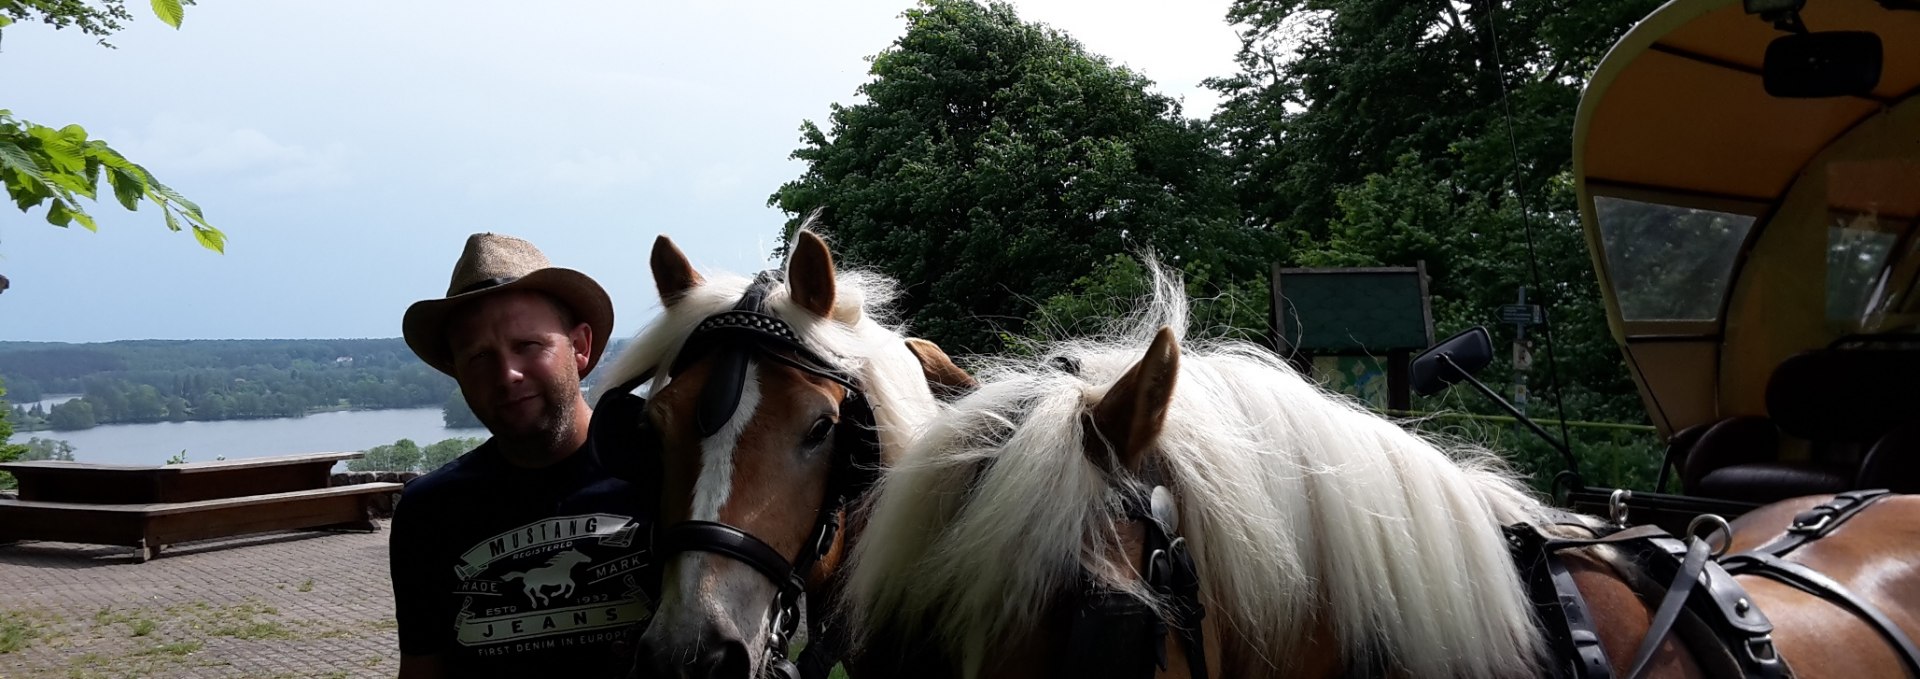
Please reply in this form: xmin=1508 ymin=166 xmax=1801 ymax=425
xmin=1695 ymin=462 xmax=1853 ymax=504
xmin=1857 ymin=423 xmax=1920 ymax=494
xmin=1681 ymin=416 xmax=1779 ymax=493
xmin=1766 ymin=349 xmax=1920 ymax=442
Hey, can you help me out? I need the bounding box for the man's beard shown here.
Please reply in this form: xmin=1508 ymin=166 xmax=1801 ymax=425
xmin=483 ymin=376 xmax=580 ymax=456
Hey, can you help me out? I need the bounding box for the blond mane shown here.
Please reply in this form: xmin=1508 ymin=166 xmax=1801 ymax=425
xmin=844 ymin=263 xmax=1556 ymax=678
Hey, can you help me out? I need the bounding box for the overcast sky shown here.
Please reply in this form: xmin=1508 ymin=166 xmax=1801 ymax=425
xmin=0 ymin=0 xmax=1243 ymax=343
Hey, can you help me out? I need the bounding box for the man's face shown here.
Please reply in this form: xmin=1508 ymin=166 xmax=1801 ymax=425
xmin=447 ymin=290 xmax=593 ymax=450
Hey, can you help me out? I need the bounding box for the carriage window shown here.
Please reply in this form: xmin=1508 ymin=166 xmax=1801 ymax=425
xmin=1595 ymin=197 xmax=1755 ymax=321
xmin=1826 ymin=160 xmax=1920 ymax=334
xmin=1826 ymin=215 xmax=1900 ymax=330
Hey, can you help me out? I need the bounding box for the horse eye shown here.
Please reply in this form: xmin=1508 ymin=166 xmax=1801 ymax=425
xmin=804 ymin=417 xmax=836 ymax=446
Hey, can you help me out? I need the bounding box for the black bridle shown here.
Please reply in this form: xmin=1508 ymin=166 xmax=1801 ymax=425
xmin=1068 ymin=480 xmax=1210 ymax=679
xmin=593 ymin=270 xmax=881 ymax=679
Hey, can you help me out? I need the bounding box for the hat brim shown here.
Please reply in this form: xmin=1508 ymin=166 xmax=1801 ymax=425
xmin=403 ymin=267 xmax=615 ymax=378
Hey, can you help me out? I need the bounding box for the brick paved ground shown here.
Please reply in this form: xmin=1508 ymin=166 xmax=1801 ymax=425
xmin=0 ymin=523 xmax=399 ymax=679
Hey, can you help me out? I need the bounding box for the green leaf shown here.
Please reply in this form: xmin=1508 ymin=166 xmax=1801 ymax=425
xmin=47 ymin=201 xmax=73 ymax=227
xmin=48 ymin=171 xmax=97 ymax=199
xmin=163 ymin=207 xmax=182 ymax=233
xmin=107 ymin=166 xmax=145 ymax=211
xmin=0 ymin=140 xmax=46 ymax=181
xmin=149 ymin=178 xmax=204 ymax=219
xmin=0 ymin=16 xmax=12 ymax=28
xmin=191 ymin=225 xmax=227 ymax=253
xmin=71 ymin=207 xmax=98 ymax=232
xmin=150 ymin=0 xmax=185 ymax=28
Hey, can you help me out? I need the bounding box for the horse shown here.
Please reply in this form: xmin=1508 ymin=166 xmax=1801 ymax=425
xmin=501 ymin=550 xmax=593 ymax=607
xmin=595 ymin=228 xmax=961 ymax=678
xmin=838 ymin=264 xmax=1920 ymax=678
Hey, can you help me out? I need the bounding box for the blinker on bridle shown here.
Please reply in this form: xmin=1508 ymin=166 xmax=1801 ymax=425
xmin=597 ymin=270 xmax=880 ymax=679
xmin=1069 ymin=479 xmax=1210 ymax=679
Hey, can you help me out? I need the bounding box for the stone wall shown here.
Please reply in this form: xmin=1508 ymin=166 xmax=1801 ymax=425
xmin=330 ymin=471 xmax=419 ymax=518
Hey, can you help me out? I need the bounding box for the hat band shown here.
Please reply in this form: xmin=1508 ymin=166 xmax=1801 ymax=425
xmin=454 ymin=276 xmax=519 ymax=296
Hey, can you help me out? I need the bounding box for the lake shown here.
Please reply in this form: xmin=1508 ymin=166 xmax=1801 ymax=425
xmin=14 ymin=407 xmax=490 ymax=470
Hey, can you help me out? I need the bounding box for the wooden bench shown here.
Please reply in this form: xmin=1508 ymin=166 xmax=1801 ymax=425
xmin=0 ymin=452 xmax=401 ymax=561
xmin=0 ymin=483 xmax=402 ymax=562
xmin=3 ymin=452 xmax=359 ymax=504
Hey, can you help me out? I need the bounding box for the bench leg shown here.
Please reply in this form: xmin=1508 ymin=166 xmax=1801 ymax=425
xmin=135 ymin=539 xmax=162 ymax=563
xmin=316 ymin=504 xmax=378 ymax=533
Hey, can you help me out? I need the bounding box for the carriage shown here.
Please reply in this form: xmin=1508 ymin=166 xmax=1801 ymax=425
xmin=1416 ymin=0 xmax=1920 ymax=536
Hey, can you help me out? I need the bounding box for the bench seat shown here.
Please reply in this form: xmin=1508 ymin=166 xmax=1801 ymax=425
xmin=0 ymin=482 xmax=402 ymax=562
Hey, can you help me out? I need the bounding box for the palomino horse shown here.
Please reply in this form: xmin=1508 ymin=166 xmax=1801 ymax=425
xmin=840 ymin=267 xmax=1920 ymax=678
xmin=594 ymin=229 xmax=960 ymax=678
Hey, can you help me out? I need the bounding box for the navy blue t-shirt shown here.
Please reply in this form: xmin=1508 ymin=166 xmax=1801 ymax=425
xmin=389 ymin=439 xmax=654 ymax=677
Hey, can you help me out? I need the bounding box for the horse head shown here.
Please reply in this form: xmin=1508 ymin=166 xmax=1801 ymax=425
xmin=605 ymin=229 xmax=941 ymax=678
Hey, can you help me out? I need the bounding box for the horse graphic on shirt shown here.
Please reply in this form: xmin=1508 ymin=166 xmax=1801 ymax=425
xmin=501 ymin=550 xmax=592 ymax=607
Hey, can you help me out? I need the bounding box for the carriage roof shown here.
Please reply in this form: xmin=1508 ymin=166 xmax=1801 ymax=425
xmin=1573 ymin=0 xmax=1920 ymax=436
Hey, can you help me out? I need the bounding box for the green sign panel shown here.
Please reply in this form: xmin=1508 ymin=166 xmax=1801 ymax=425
xmin=1271 ymin=266 xmax=1435 ymax=354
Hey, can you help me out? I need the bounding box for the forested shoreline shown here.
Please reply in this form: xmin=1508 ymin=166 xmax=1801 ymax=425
xmin=0 ymin=339 xmax=462 ymax=431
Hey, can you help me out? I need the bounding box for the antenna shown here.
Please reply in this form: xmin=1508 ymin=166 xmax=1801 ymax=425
xmin=1480 ymin=0 xmax=1577 ymax=454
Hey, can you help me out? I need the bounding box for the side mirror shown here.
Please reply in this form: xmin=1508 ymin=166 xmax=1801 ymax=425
xmin=1410 ymin=326 xmax=1494 ymax=397
xmin=1764 ymin=31 xmax=1882 ymax=98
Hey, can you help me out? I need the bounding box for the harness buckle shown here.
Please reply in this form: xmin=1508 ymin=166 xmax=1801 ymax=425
xmin=1747 ymin=634 xmax=1778 ymax=663
xmin=1789 ymin=510 xmax=1834 ymax=534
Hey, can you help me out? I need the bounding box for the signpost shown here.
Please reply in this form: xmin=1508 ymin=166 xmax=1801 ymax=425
xmin=1497 ymin=287 xmax=1544 ymax=415
xmin=1269 ymin=264 xmax=1435 ymax=411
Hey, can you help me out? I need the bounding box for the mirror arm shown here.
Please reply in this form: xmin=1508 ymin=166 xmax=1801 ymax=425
xmin=1437 ymin=354 xmax=1584 ymax=483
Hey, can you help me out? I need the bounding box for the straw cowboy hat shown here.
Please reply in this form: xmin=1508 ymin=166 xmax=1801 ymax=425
xmin=404 ymin=233 xmax=614 ymax=377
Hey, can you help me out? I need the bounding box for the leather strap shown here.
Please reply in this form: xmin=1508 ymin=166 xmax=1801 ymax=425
xmin=1506 ymin=523 xmax=1613 ymax=679
xmin=662 ymin=520 xmax=796 ymax=584
xmin=1625 ymin=537 xmax=1711 ymax=679
xmin=1745 ymin=490 xmax=1891 ymax=559
xmin=1722 ymin=550 xmax=1920 ymax=677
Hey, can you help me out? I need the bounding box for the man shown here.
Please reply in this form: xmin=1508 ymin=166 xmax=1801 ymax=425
xmin=391 ymin=233 xmax=649 ymax=678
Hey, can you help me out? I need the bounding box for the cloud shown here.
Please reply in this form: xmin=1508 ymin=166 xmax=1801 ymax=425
xmin=115 ymin=117 xmax=354 ymax=193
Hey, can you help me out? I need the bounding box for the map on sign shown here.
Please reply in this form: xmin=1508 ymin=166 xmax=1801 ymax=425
xmin=1498 ymin=304 xmax=1543 ymax=325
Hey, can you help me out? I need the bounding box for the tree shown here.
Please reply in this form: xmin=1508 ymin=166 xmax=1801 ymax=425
xmin=0 ymin=1 xmax=226 ymax=254
xmin=770 ymin=0 xmax=1267 ymax=352
xmin=442 ymin=388 xmax=483 ymax=429
xmin=422 ymin=437 xmax=484 ymax=472
xmin=47 ymin=398 xmax=96 ymax=430
xmin=0 ymin=376 xmax=29 ymax=488
xmin=1207 ymin=0 xmax=1661 ymax=423
xmin=21 ymin=437 xmax=75 ymax=461
xmin=350 ymin=438 xmax=423 ymax=473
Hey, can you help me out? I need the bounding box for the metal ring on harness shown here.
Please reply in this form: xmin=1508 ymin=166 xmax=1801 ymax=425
xmin=1686 ymin=513 xmax=1732 ymax=559
xmin=1609 ymin=488 xmax=1633 ymax=526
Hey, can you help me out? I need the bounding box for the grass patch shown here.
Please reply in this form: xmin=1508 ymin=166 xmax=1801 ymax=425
xmin=130 ymin=618 xmax=156 ymax=637
xmin=2 ymin=613 xmax=43 ymax=654
xmin=298 ymin=578 xmax=314 ymax=593
xmin=1 ymin=609 xmax=63 ymax=654
xmin=211 ymin=620 xmax=296 ymax=641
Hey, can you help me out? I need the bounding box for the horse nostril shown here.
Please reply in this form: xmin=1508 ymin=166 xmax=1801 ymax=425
xmin=706 ymin=637 xmax=751 ymax=679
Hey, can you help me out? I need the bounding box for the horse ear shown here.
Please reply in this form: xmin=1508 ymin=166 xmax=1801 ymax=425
xmin=1089 ymin=327 xmax=1180 ymax=473
xmin=651 ymin=235 xmax=703 ymax=307
xmin=786 ymin=230 xmax=836 ymax=318
xmin=905 ymin=338 xmax=976 ymax=400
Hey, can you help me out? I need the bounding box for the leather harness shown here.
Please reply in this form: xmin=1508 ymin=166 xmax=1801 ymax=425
xmin=1509 ymin=489 xmax=1918 ymax=678
xmin=593 ymin=270 xmax=882 ymax=679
